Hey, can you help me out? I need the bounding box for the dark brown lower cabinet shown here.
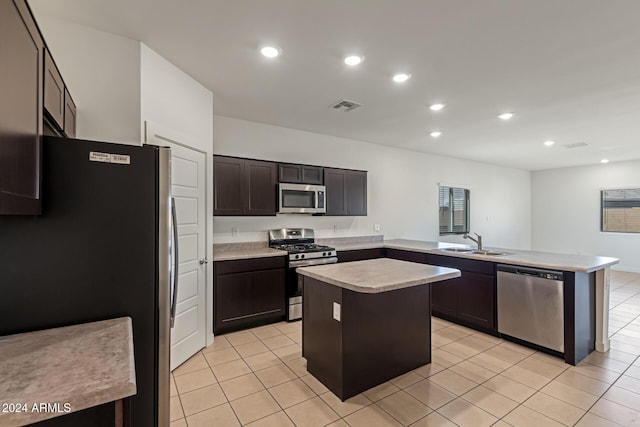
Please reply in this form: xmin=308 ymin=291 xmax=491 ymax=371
xmin=337 ymin=248 xmax=385 ymax=263
xmin=214 ymin=257 xmax=286 ymax=334
xmin=425 ymin=254 xmax=497 ymax=333
xmin=385 ymin=248 xmax=426 ymax=263
xmin=457 ymin=271 xmax=495 ymax=330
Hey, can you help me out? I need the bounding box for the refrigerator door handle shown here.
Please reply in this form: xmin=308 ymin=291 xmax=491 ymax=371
xmin=170 ymin=197 xmax=179 ymax=328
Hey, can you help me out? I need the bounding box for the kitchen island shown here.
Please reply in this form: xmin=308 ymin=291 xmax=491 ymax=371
xmin=323 ymin=238 xmax=619 ymax=361
xmin=297 ymin=258 xmax=460 ymax=401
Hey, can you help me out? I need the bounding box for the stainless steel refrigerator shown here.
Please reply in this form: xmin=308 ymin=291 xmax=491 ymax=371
xmin=0 ymin=136 xmax=175 ymax=426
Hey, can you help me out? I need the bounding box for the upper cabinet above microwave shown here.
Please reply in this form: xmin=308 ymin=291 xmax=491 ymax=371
xmin=278 ymin=163 xmax=323 ymax=185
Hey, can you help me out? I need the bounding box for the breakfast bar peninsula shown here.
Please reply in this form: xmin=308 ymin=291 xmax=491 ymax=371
xmin=297 ymin=258 xmax=460 ymax=401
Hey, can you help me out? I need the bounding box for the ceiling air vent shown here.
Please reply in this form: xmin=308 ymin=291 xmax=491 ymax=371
xmin=562 ymin=142 xmax=589 ymax=149
xmin=330 ymin=99 xmax=361 ymax=112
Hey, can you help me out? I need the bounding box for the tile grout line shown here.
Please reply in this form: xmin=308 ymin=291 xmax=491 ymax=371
xmin=571 ymin=351 xmax=640 ymax=426
xmin=171 ymin=275 xmax=639 ymax=426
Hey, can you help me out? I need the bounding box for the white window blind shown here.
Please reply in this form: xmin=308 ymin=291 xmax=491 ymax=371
xmin=439 ymin=186 xmax=470 ymax=235
xmin=601 ymin=188 xmax=640 ymax=233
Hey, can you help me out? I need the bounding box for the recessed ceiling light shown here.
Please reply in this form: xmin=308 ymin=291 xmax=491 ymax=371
xmin=430 ymin=103 xmax=445 ymax=111
xmin=498 ymin=112 xmax=514 ymax=120
xmin=260 ymin=46 xmax=281 ymax=58
xmin=544 ymin=140 xmax=555 ymax=147
xmin=392 ymin=73 xmax=411 ymax=83
xmin=601 ymin=158 xmax=610 ymax=164
xmin=430 ymin=131 xmax=442 ymax=138
xmin=344 ymin=55 xmax=363 ymax=66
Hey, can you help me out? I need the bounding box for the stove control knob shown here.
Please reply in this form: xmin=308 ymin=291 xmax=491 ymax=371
xmin=294 ymin=254 xmax=299 ymax=259
xmin=322 ymin=252 xmax=327 ymax=256
xmin=301 ymin=254 xmax=305 ymax=259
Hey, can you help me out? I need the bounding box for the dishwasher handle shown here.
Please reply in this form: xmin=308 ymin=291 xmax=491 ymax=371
xmin=497 ymin=264 xmax=563 ymax=281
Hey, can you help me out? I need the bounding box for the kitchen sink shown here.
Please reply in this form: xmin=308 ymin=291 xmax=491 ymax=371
xmin=439 ymin=247 xmax=509 ymax=256
xmin=471 ymin=250 xmax=510 ymax=256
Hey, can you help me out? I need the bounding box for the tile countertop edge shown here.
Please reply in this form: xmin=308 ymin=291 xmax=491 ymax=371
xmin=0 ymin=317 xmax=137 ymax=426
xmin=297 ymin=259 xmax=461 ymax=294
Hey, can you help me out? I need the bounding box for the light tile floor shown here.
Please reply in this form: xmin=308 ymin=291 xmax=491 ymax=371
xmin=170 ymin=270 xmax=640 ymax=426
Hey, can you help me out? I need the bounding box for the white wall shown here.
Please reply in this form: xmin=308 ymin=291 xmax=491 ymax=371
xmin=213 ymin=116 xmax=531 ymax=250
xmin=31 ymin=15 xmax=141 ymax=144
xmin=140 ymin=44 xmax=215 ymax=344
xmin=140 ymin=45 xmax=213 ymax=149
xmin=532 ymin=160 xmax=640 ymax=272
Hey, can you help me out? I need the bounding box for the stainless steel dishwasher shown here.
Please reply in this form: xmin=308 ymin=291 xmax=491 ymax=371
xmin=497 ymin=264 xmax=564 ymax=352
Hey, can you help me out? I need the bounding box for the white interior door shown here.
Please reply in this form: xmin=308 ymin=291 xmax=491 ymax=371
xmin=146 ymin=124 xmax=207 ymax=370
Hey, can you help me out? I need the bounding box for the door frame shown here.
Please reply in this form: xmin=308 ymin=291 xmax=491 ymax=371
xmin=144 ymin=120 xmax=214 ymax=347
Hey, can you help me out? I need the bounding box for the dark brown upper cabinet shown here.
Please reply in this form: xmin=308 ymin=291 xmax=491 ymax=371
xmin=43 ymin=48 xmax=65 ymax=131
xmin=324 ymin=168 xmax=367 ymax=216
xmin=63 ymin=88 xmax=76 ymax=138
xmin=213 ymin=156 xmax=277 ymax=216
xmin=245 ymin=159 xmax=277 ymax=215
xmin=278 ymin=163 xmax=323 ymax=185
xmin=0 ymin=0 xmax=44 ymax=215
xmin=346 ymin=170 xmax=367 ymax=216
xmin=324 ymin=168 xmax=347 ymax=215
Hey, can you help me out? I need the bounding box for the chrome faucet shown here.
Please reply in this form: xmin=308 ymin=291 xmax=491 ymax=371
xmin=463 ymin=232 xmax=482 ymax=250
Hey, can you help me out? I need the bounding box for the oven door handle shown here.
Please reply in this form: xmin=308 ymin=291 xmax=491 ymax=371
xmin=290 ymin=257 xmax=338 ymax=268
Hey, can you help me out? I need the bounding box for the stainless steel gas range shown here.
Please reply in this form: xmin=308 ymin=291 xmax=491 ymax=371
xmin=268 ymin=228 xmax=337 ymax=320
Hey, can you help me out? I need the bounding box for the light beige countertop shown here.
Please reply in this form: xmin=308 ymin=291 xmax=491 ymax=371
xmin=212 ymin=237 xmax=618 ymax=272
xmin=329 ymin=241 xmax=387 ymax=251
xmin=213 ymin=247 xmax=287 ymax=261
xmin=297 ymin=258 xmax=461 ymax=293
xmin=382 ymin=239 xmax=619 ymax=273
xmin=0 ymin=317 xmax=136 ymax=426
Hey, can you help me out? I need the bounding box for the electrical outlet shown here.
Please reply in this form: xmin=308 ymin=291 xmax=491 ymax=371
xmin=333 ymin=302 xmax=341 ymax=321
xmin=231 ymin=227 xmax=239 ymax=237
xmin=374 ymin=224 xmax=381 ymax=232
xmin=334 ymin=225 xmax=339 ymax=232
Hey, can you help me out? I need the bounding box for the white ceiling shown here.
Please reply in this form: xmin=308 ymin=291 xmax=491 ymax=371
xmin=30 ymin=0 xmax=640 ymax=171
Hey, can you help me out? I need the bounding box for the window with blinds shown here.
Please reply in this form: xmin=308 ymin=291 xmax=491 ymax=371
xmin=439 ymin=186 xmax=470 ymax=235
xmin=601 ymin=188 xmax=640 ymax=233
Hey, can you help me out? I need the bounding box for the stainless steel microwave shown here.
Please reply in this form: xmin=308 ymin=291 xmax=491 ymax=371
xmin=278 ymin=183 xmax=326 ymax=214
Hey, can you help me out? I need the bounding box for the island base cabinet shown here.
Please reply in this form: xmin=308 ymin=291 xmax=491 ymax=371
xmin=302 ymin=276 xmax=431 ymax=401
xmin=431 ymin=278 xmax=458 ymax=318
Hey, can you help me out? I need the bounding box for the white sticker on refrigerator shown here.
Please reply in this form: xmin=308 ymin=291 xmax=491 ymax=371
xmin=89 ymin=152 xmax=131 ymax=165
xmin=110 ymin=154 xmax=131 ymax=164
xmin=89 ymin=151 xmax=111 ymax=163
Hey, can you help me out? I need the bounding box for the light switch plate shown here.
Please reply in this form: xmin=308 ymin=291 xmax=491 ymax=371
xmin=231 ymin=227 xmax=239 ymax=237
xmin=333 ymin=302 xmax=341 ymax=321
